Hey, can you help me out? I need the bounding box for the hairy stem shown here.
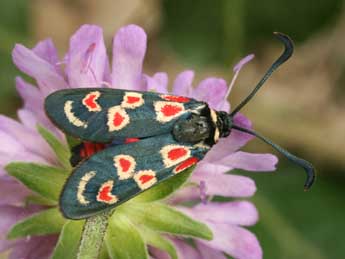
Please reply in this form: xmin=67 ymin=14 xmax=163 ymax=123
xmin=77 ymin=210 xmax=112 ymax=259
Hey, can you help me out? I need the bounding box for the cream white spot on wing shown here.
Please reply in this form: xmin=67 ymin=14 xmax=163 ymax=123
xmin=113 ymin=154 xmax=136 ymax=180
xmin=82 ymin=91 xmax=102 ymax=112
xmin=107 ymin=106 xmax=130 ymax=132
xmin=154 ymin=101 xmax=186 ymax=123
xmin=64 ymin=100 xmax=88 ymax=128
xmin=134 ymin=170 xmax=157 ymax=190
xmin=121 ymin=92 xmax=144 ymax=109
xmin=77 ymin=171 xmax=96 ymax=205
xmin=160 ymin=144 xmax=191 ymax=168
xmin=96 ymin=180 xmax=119 ymax=204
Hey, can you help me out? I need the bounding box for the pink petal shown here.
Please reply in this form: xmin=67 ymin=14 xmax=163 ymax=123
xmin=219 ymin=151 xmax=278 ymax=172
xmin=145 ymin=72 xmax=169 ymax=93
xmin=216 ymin=100 xmax=230 ymax=112
xmin=8 ymin=235 xmax=58 ymax=259
xmin=178 ymin=201 xmax=258 ymax=226
xmin=0 ymin=116 xmax=57 ymax=164
xmin=170 ymin=172 xmax=257 ymax=203
xmin=17 ymin=109 xmax=40 ymax=130
xmin=194 ymin=162 xmax=230 ymax=175
xmin=195 ymin=242 xmax=228 ymax=259
xmin=192 ymin=78 xmax=228 ymax=110
xmin=149 ymin=246 xmax=170 ymax=259
xmin=0 ymin=131 xmax=49 ymax=170
xmin=66 ymin=25 xmax=108 ymax=87
xmin=0 ymin=177 xmax=29 ymax=206
xmin=171 ymin=238 xmax=201 ymax=259
xmin=192 ymin=171 xmax=257 ymax=197
xmin=0 ymin=205 xmax=40 ymax=238
xmin=167 ymin=185 xmax=201 ymax=204
xmin=199 ymin=224 xmax=262 ymax=259
xmin=15 ymin=78 xmax=62 ymax=136
xmin=0 ymin=130 xmax=27 ymax=159
xmin=17 ymin=109 xmax=64 ymax=141
xmin=0 ymin=206 xmax=26 ymax=234
xmin=32 ymin=38 xmax=62 ymax=75
xmin=12 ymin=44 xmax=69 ymax=96
xmin=233 ymin=54 xmax=255 ymax=73
xmin=111 ymin=25 xmax=147 ymax=90
xmin=172 ymin=70 xmax=194 ymax=97
xmin=15 ymin=77 xmax=44 ymax=112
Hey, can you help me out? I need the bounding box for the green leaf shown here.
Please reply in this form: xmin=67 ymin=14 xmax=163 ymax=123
xmin=7 ymin=208 xmax=66 ymax=239
xmin=52 ymin=220 xmax=84 ymax=259
xmin=138 ymin=225 xmax=177 ymax=259
xmin=124 ymin=202 xmax=212 ymax=240
xmin=106 ymin=212 xmax=148 ymax=259
xmin=132 ymin=167 xmax=194 ymax=203
xmin=6 ymin=162 xmax=68 ymax=201
xmin=26 ymin=195 xmax=57 ymax=206
xmin=38 ymin=125 xmax=71 ymax=170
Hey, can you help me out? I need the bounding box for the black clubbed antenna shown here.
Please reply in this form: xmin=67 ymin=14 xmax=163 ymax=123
xmin=230 ymin=32 xmax=293 ymax=117
xmin=232 ymin=125 xmax=315 ymax=190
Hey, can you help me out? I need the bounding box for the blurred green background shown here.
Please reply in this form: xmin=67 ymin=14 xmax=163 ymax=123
xmin=0 ymin=0 xmax=344 ymax=258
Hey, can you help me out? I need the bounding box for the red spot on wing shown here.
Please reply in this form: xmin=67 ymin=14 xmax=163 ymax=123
xmin=126 ymin=96 xmax=140 ymax=104
xmin=80 ymin=148 xmax=86 ymax=158
xmin=175 ymin=157 xmax=198 ymax=173
xmin=98 ymin=185 xmax=113 ymax=202
xmin=125 ymin=138 xmax=140 ymax=144
xmin=82 ymin=142 xmax=106 ymax=157
xmin=168 ymin=147 xmax=188 ymax=161
xmin=95 ymin=143 xmax=106 ymax=152
xmin=113 ymin=112 xmax=125 ymax=127
xmin=84 ymin=142 xmax=94 ymax=157
xmin=79 ymin=142 xmax=106 ymax=160
xmin=119 ymin=158 xmax=131 ymax=172
xmin=139 ymin=174 xmax=154 ymax=184
xmin=161 ymin=104 xmax=183 ymax=117
xmin=163 ymin=95 xmax=190 ymax=103
xmin=84 ymin=94 xmax=98 ymax=109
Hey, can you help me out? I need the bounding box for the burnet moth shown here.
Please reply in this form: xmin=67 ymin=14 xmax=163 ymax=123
xmin=45 ymin=33 xmax=315 ymax=219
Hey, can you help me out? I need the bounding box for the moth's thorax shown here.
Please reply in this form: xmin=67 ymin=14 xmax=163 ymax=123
xmin=172 ymin=107 xmax=232 ymax=146
xmin=172 ymin=114 xmax=211 ymax=144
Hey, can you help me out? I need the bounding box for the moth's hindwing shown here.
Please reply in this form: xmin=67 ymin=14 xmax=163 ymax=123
xmin=45 ymin=88 xmax=206 ymax=143
xmin=60 ymin=134 xmax=210 ymax=219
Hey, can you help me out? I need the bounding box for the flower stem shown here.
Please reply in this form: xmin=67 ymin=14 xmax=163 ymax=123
xmin=77 ymin=210 xmax=112 ymax=259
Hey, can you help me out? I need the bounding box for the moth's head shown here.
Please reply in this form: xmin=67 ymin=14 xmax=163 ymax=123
xmin=173 ymin=114 xmax=212 ymax=144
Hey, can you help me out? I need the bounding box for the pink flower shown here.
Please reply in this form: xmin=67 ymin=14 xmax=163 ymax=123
xmin=1 ymin=24 xmax=277 ymax=258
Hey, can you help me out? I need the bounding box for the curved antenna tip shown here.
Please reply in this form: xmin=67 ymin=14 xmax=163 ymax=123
xmin=273 ymin=32 xmax=294 ymax=60
xmin=303 ymin=166 xmax=316 ymax=191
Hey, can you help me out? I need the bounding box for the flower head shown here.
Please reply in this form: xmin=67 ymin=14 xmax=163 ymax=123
xmin=1 ymin=24 xmax=277 ymax=258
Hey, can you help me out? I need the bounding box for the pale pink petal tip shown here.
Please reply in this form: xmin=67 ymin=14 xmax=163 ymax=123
xmin=145 ymin=72 xmax=168 ymax=93
xmin=199 ymin=180 xmax=208 ymax=204
xmin=233 ymin=54 xmax=255 ymax=73
xmin=112 ymin=24 xmax=147 ymax=90
xmin=114 ymin=24 xmax=147 ymax=58
xmin=192 ymin=78 xmax=228 ymax=109
xmin=172 ymin=70 xmax=195 ymax=96
xmin=203 ymin=224 xmax=263 ymax=259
